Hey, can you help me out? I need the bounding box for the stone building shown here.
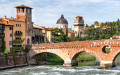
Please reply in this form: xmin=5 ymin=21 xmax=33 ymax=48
xmin=74 ymin=16 xmax=84 ymax=37
xmin=94 ymin=24 xmax=101 ymax=28
xmin=15 ymin=5 xmax=33 ymax=45
xmin=0 ymin=18 xmax=13 ymax=52
xmin=41 ymin=27 xmax=47 ymax=43
xmin=56 ymin=14 xmax=68 ymax=29
xmin=0 ymin=23 xmax=4 ymax=52
xmin=1 ymin=5 xmax=33 ymax=52
xmin=46 ymin=28 xmax=54 ymax=43
xmin=63 ymin=29 xmax=75 ymax=38
xmin=32 ymin=25 xmax=44 ymax=44
xmin=102 ymin=25 xmax=111 ymax=29
xmin=32 ymin=25 xmax=54 ymax=44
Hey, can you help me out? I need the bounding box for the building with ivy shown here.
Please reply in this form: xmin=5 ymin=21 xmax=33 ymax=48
xmin=0 ymin=18 xmax=13 ymax=52
xmin=1 ymin=5 xmax=33 ymax=52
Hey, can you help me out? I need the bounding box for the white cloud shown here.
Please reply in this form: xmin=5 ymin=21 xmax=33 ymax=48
xmin=0 ymin=0 xmax=120 ymax=27
xmin=89 ymin=0 xmax=105 ymax=3
xmin=0 ymin=0 xmax=6 ymax=2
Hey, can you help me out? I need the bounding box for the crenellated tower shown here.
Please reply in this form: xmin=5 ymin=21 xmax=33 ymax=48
xmin=74 ymin=16 xmax=84 ymax=37
xmin=16 ymin=5 xmax=33 ymax=45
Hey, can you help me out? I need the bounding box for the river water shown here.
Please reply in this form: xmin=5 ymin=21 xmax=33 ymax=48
xmin=1 ymin=65 xmax=120 ymax=75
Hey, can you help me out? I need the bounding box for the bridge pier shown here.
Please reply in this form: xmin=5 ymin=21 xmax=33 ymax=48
xmin=63 ymin=59 xmax=72 ymax=67
xmin=28 ymin=59 xmax=37 ymax=65
xmin=100 ymin=61 xmax=113 ymax=68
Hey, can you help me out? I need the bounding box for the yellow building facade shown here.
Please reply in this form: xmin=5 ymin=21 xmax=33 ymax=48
xmin=6 ymin=5 xmax=33 ymax=46
xmin=2 ymin=5 xmax=33 ymax=52
xmin=46 ymin=28 xmax=54 ymax=43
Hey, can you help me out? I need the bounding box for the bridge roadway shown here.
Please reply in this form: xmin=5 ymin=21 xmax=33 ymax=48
xmin=29 ymin=39 xmax=120 ymax=68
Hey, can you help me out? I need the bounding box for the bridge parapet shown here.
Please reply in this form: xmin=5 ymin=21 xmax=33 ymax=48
xmin=29 ymin=39 xmax=120 ymax=68
xmin=31 ymin=39 xmax=120 ymax=50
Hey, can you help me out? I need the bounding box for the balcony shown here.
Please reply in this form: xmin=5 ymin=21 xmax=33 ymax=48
xmin=0 ymin=46 xmax=3 ymax=52
xmin=15 ymin=32 xmax=23 ymax=36
xmin=12 ymin=47 xmax=25 ymax=52
xmin=0 ymin=26 xmax=5 ymax=31
xmin=13 ymin=39 xmax=24 ymax=43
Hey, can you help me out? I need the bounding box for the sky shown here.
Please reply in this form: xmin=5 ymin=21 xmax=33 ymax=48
xmin=0 ymin=0 xmax=120 ymax=28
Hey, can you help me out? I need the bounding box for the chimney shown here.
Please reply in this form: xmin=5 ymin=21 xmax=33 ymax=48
xmin=4 ymin=16 xmax=6 ymax=20
xmin=71 ymin=25 xmax=72 ymax=30
xmin=6 ymin=21 xmax=8 ymax=24
xmin=11 ymin=16 xmax=14 ymax=20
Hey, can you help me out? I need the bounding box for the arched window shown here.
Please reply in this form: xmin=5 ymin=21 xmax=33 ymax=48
xmin=22 ymin=8 xmax=24 ymax=13
xmin=18 ymin=8 xmax=20 ymax=13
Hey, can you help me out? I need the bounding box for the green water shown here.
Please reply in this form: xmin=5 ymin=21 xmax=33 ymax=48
xmin=78 ymin=61 xmax=99 ymax=66
xmin=76 ymin=52 xmax=99 ymax=66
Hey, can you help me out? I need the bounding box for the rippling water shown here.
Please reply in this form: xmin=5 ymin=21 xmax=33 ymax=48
xmin=1 ymin=65 xmax=120 ymax=75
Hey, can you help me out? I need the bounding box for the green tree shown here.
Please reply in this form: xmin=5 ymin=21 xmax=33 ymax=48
xmin=94 ymin=21 xmax=99 ymax=25
xmin=4 ymin=49 xmax=9 ymax=55
xmin=51 ymin=28 xmax=70 ymax=43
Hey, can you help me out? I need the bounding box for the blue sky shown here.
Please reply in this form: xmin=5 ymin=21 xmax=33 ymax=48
xmin=0 ymin=0 xmax=120 ymax=28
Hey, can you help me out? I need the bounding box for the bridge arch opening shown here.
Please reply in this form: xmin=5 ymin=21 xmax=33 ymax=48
xmin=102 ymin=45 xmax=111 ymax=54
xmin=112 ymin=52 xmax=120 ymax=67
xmin=31 ymin=52 xmax=64 ymax=65
xmin=71 ymin=51 xmax=100 ymax=66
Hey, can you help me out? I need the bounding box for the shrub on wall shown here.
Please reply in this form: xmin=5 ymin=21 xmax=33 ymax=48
xmin=13 ymin=39 xmax=24 ymax=43
xmin=13 ymin=47 xmax=25 ymax=51
xmin=4 ymin=49 xmax=9 ymax=55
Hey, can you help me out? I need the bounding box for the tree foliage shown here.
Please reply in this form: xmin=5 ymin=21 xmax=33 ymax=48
xmin=94 ymin=21 xmax=99 ymax=25
xmin=84 ymin=19 xmax=120 ymax=40
xmin=4 ymin=49 xmax=9 ymax=55
xmin=51 ymin=28 xmax=70 ymax=43
xmin=52 ymin=19 xmax=120 ymax=43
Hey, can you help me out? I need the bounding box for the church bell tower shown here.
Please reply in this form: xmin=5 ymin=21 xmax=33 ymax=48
xmin=74 ymin=16 xmax=84 ymax=37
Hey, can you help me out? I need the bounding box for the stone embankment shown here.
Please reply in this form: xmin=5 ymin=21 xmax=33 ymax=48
xmin=0 ymin=52 xmax=27 ymax=70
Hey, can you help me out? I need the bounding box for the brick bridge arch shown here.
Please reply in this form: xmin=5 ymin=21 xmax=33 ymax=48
xmin=29 ymin=49 xmax=68 ymax=64
xmin=29 ymin=39 xmax=120 ymax=68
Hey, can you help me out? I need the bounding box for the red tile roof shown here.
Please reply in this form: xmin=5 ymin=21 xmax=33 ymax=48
xmin=8 ymin=18 xmax=25 ymax=22
xmin=33 ymin=25 xmax=43 ymax=30
xmin=0 ymin=18 xmax=13 ymax=26
xmin=46 ymin=28 xmax=53 ymax=31
xmin=95 ymin=24 xmax=101 ymax=26
xmin=16 ymin=5 xmax=33 ymax=9
xmin=63 ymin=29 xmax=74 ymax=33
xmin=102 ymin=25 xmax=111 ymax=29
xmin=76 ymin=16 xmax=83 ymax=18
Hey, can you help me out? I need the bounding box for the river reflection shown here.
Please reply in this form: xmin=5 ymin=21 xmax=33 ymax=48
xmin=1 ymin=65 xmax=120 ymax=75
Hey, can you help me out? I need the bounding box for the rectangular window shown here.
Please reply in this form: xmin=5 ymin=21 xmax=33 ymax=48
xmin=10 ymin=33 xmax=12 ymax=37
xmin=10 ymin=48 xmax=12 ymax=52
xmin=6 ymin=21 xmax=8 ymax=24
xmin=10 ymin=27 xmax=13 ymax=30
xmin=16 ymin=24 xmax=21 ymax=27
xmin=9 ymin=41 xmax=12 ymax=46
xmin=0 ymin=19 xmax=2 ymax=22
xmin=0 ymin=26 xmax=2 ymax=30
xmin=0 ymin=40 xmax=2 ymax=46
xmin=30 ymin=9 xmax=31 ymax=13
xmin=28 ymin=9 xmax=30 ymax=13
xmin=22 ymin=8 xmax=24 ymax=13
xmin=15 ymin=37 xmax=21 ymax=40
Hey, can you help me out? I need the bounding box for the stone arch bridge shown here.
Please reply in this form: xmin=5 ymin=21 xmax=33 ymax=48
xmin=29 ymin=39 xmax=120 ymax=68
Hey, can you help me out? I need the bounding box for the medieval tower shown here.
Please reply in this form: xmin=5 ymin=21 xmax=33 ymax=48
xmin=16 ymin=5 xmax=33 ymax=45
xmin=74 ymin=16 xmax=84 ymax=37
